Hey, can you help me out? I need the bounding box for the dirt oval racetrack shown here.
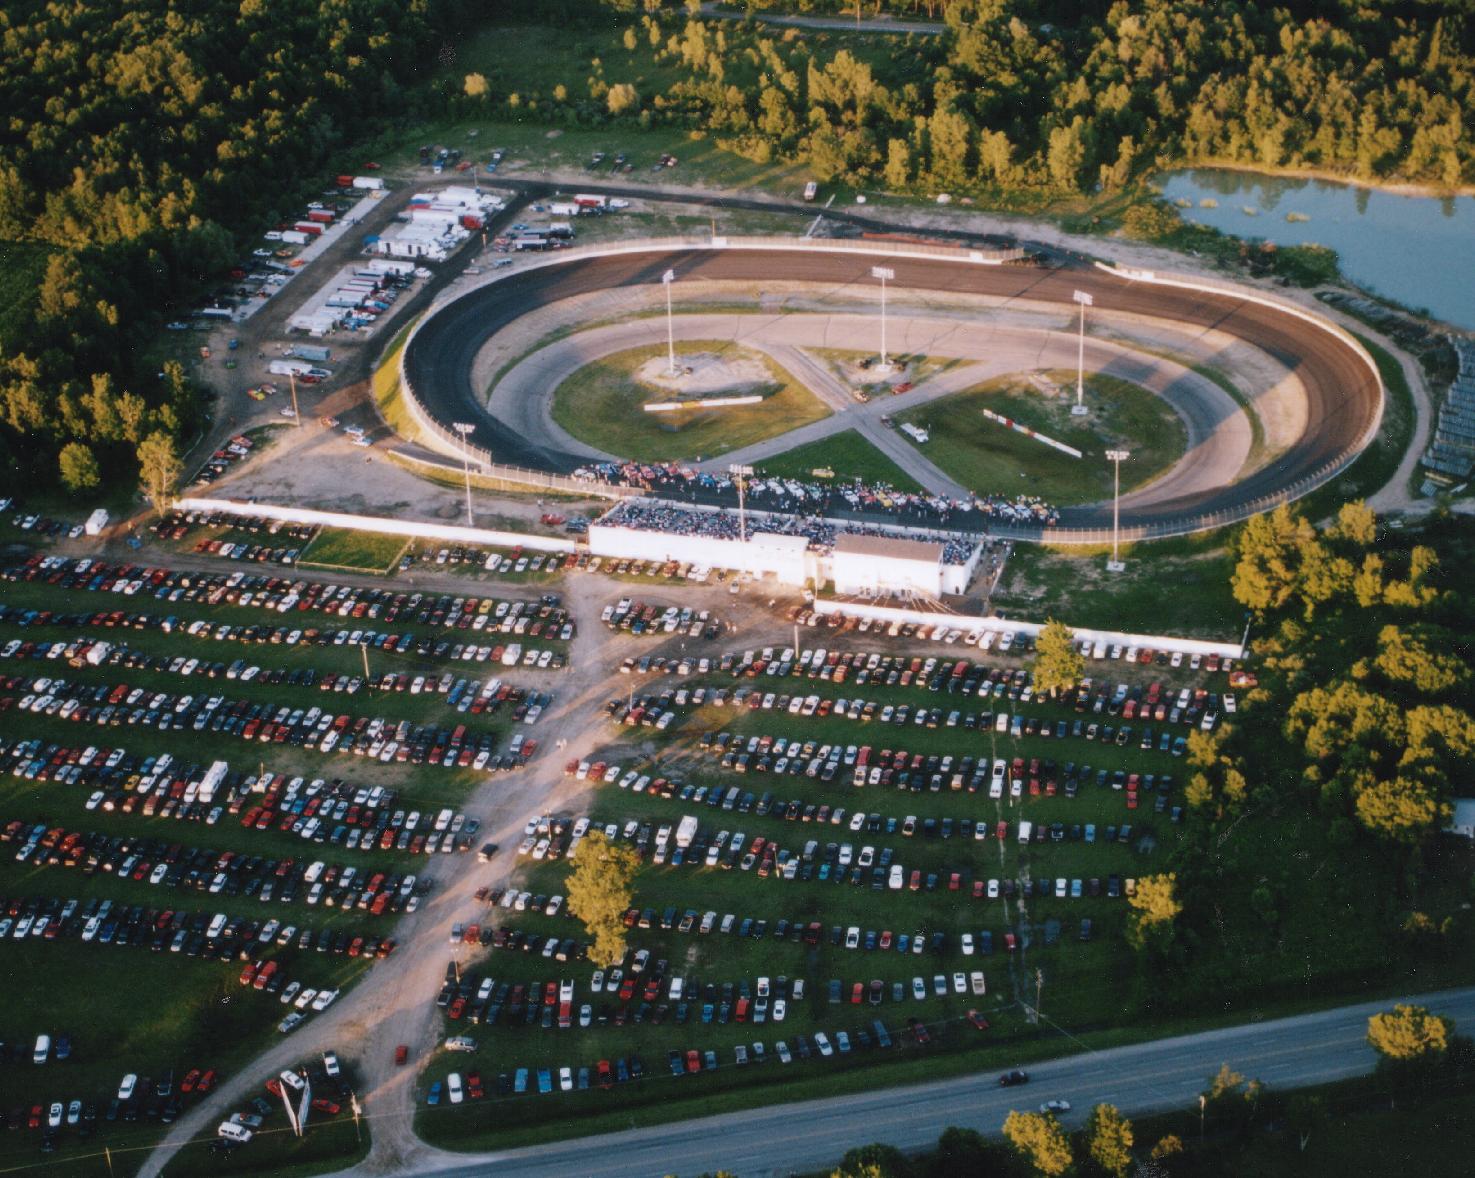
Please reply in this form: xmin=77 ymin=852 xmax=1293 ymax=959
xmin=401 ymin=245 xmax=1382 ymax=534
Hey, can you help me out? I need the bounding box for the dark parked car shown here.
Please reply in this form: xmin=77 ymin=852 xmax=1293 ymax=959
xmin=999 ymin=1069 xmax=1030 ymax=1087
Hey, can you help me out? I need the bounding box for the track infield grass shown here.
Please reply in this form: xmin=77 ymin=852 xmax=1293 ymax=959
xmin=756 ymin=429 xmax=923 ymax=491
xmin=897 ymin=374 xmax=1188 ymax=505
xmin=298 ymin=528 xmax=409 ymax=575
xmin=551 ymin=340 xmax=829 ymax=463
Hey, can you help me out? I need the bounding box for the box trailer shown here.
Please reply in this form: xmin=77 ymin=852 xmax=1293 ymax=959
xmin=547 ymin=201 xmax=581 ymax=218
xmin=676 ymin=815 xmax=699 ymax=850
xmin=268 ymin=359 xmax=314 ymax=377
xmin=292 ymin=222 xmax=323 ymax=237
xmin=336 ymin=174 xmax=354 ymax=188
xmin=545 ymin=222 xmax=575 ymax=240
xmin=306 ymin=209 xmax=335 ymax=224
xmin=573 ymin=193 xmax=607 ymax=209
xmin=280 ymin=230 xmax=310 ymax=245
xmin=286 ymin=345 xmax=332 ymax=363
xmin=198 ymin=760 xmax=229 ymax=804
xmin=459 ymin=213 xmax=485 ymax=230
xmin=363 ymin=259 xmax=416 ymax=276
xmin=351 ymin=176 xmax=385 ymax=191
xmin=84 ymin=508 xmax=110 ymax=536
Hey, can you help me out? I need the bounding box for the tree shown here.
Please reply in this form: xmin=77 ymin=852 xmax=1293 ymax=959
xmin=1231 ymin=504 xmax=1318 ymax=613
xmin=136 ymin=430 xmax=180 ymax=515
xmin=565 ymin=829 xmax=641 ymax=966
xmin=832 ymin=1142 xmax=914 ymax=1178
xmin=1032 ymin=618 xmax=1083 ymax=698
xmin=463 ymin=73 xmax=489 ymax=99
xmin=57 ymin=441 xmax=100 ymax=494
xmin=1085 ymin=1104 xmax=1134 ymax=1177
xmin=1367 ymin=1004 xmax=1453 ymax=1064
xmin=607 ymin=82 xmax=640 ymax=115
xmin=1127 ymin=873 xmax=1182 ymax=950
xmin=1003 ymin=1110 xmax=1072 ymax=1176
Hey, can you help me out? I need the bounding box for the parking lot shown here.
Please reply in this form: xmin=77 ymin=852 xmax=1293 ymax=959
xmin=414 ymin=604 xmax=1233 ymax=1146
xmin=0 ymin=547 xmax=577 ymax=1167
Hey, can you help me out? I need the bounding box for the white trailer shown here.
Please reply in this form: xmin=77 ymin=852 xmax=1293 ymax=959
xmin=676 ymin=815 xmax=699 ymax=850
xmin=351 ymin=176 xmax=385 ymax=191
xmin=84 ymin=508 xmax=110 ymax=536
xmin=547 ymin=201 xmax=581 ymax=218
xmin=901 ymin=422 xmax=930 ymax=444
xmin=268 ymin=359 xmax=314 ymax=377
xmin=198 ymin=760 xmax=229 ymax=804
xmin=280 ymin=230 xmax=310 ymax=245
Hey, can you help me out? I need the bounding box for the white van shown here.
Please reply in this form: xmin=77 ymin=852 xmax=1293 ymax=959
xmin=217 ymin=1121 xmax=253 ymax=1143
xmin=1017 ymin=820 xmax=1033 ymax=845
xmin=33 ymin=1034 xmax=50 ymax=1064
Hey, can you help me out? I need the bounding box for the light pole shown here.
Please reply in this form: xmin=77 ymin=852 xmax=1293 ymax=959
xmin=288 ymin=371 xmax=301 ymax=428
xmin=871 ymin=265 xmax=894 ymax=369
xmin=1072 ymin=289 xmax=1093 ymax=416
xmin=1105 ymin=449 xmax=1129 ymax=572
xmin=662 ymin=269 xmax=678 ymax=376
xmin=453 ymin=422 xmax=475 ymax=526
xmin=728 ymin=464 xmax=753 ymax=546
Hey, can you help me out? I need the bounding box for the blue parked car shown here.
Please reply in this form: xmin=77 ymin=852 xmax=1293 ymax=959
xmin=537 ymin=1068 xmax=552 ymax=1094
xmin=426 ymin=1081 xmax=442 ymax=1106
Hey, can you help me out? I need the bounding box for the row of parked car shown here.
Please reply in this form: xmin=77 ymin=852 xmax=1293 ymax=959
xmin=6 ymin=554 xmax=575 ymax=639
xmin=441 ymin=1011 xmax=955 ymax=1104
xmin=0 ymin=891 xmax=398 ymax=972
xmin=0 ymin=670 xmax=501 ymax=770
xmin=601 ymin=599 xmax=722 ymax=641
xmin=0 ymin=818 xmax=431 ymax=910
xmin=14 ymin=1063 xmax=222 ymax=1151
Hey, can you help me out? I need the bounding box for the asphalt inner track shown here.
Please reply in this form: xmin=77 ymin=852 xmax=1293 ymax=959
xmin=403 ymin=247 xmax=1380 ymax=532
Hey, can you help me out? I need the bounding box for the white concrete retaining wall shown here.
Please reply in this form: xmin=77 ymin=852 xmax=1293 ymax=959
xmin=177 ymin=497 xmax=575 ymax=554
xmin=812 ymin=598 xmax=1245 ymax=660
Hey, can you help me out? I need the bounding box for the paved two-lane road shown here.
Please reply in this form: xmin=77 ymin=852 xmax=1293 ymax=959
xmin=324 ymin=985 xmax=1475 ymax=1178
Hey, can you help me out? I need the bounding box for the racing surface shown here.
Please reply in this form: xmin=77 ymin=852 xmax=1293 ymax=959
xmin=402 ymin=246 xmax=1381 ymax=533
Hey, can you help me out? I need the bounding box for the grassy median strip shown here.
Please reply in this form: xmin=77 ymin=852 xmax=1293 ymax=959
xmin=757 ymin=430 xmax=923 ymax=492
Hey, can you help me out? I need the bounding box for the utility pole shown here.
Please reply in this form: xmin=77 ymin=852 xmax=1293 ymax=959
xmin=350 ymin=1092 xmax=363 ymax=1145
xmin=453 ymin=422 xmax=476 ymax=526
xmin=360 ymin=640 xmax=371 ymax=687
xmin=730 ymin=463 xmax=753 ymax=583
xmin=1034 ymin=967 xmax=1044 ymax=1021
xmin=871 ymin=266 xmax=895 ymax=369
xmin=662 ymin=269 xmax=678 ymax=376
xmin=288 ymin=371 xmax=301 ymax=427
xmin=1105 ymin=450 xmax=1129 ymax=572
xmin=1072 ymin=289 xmax=1093 ymax=416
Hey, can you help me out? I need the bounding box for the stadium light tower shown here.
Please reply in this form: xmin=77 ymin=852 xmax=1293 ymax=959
xmin=453 ymin=422 xmax=476 ymax=527
xmin=871 ymin=266 xmax=895 ymax=369
xmin=1072 ymin=289 xmax=1093 ymax=416
xmin=662 ymin=269 xmax=679 ymax=376
xmin=1105 ymin=449 xmax=1129 ymax=572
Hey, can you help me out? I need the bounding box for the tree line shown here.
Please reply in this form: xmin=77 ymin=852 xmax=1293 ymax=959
xmin=0 ymin=0 xmax=474 ymax=500
xmin=515 ymin=0 xmax=1475 ymax=200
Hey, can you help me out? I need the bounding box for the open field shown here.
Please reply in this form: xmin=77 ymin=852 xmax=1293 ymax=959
xmin=756 ymin=429 xmax=923 ymax=491
xmin=298 ymin=529 xmax=409 ymax=576
xmin=898 ymin=374 xmax=1188 ymax=505
xmin=550 ymin=340 xmax=829 ymax=463
xmin=990 ymin=537 xmax=1243 ymax=641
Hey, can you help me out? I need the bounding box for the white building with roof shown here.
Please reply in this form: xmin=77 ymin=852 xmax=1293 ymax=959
xmin=831 ymin=533 xmax=946 ymax=599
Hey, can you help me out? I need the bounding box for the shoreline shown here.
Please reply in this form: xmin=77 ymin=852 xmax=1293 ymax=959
xmin=1154 ymin=159 xmax=1475 ymax=202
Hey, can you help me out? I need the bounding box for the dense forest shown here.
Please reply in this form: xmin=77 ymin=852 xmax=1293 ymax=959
xmin=1130 ymin=505 xmax=1475 ymax=1012
xmin=0 ymin=0 xmax=469 ymax=499
xmin=557 ymin=0 xmax=1475 ymax=194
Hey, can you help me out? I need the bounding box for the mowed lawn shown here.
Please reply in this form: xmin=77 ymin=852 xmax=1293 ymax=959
xmin=298 ymin=528 xmax=409 ymax=575
xmin=898 ymin=375 xmax=1187 ymax=505
xmin=757 ymin=429 xmax=923 ymax=492
xmin=551 ymin=341 xmax=829 ymax=463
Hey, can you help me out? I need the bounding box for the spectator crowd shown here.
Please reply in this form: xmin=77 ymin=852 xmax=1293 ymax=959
xmin=571 ymin=460 xmax=1061 ymax=536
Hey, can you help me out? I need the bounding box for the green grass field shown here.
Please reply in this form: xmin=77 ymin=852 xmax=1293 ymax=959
xmin=0 ymin=240 xmax=51 ymax=350
xmin=756 ymin=430 xmax=923 ymax=491
xmin=898 ymin=374 xmax=1188 ymax=505
xmin=550 ymin=340 xmax=829 ymax=463
xmin=990 ymin=537 xmax=1244 ymax=641
xmin=161 ymin=1096 xmax=368 ymax=1178
xmin=298 ymin=528 xmax=409 ymax=575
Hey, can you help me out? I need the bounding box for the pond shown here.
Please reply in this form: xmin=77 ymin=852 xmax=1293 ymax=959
xmin=1155 ymin=168 xmax=1475 ymax=331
